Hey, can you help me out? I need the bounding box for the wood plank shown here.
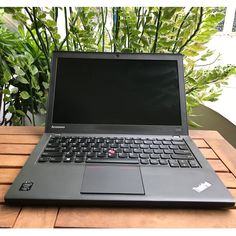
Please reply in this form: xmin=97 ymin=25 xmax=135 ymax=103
xmin=192 ymin=139 xmax=209 ymax=148
xmin=206 ymin=139 xmax=236 ymax=178
xmin=0 ymin=135 xmax=41 ymax=144
xmin=0 ymin=185 xmax=10 ymax=203
xmin=208 ymin=160 xmax=229 ymax=172
xmin=0 ymin=126 xmax=44 ymax=135
xmin=0 ymin=144 xmax=35 ymax=155
xmin=217 ymin=173 xmax=236 ymax=188
xmin=0 ymin=205 xmax=21 ymax=228
xmin=199 ymin=148 xmax=219 ymax=160
xmin=14 ymin=207 xmax=58 ymax=228
xmin=0 ymin=155 xmax=28 ymax=168
xmin=190 ymin=130 xmax=224 ymax=140
xmin=56 ymin=207 xmax=236 ymax=228
xmin=0 ymin=169 xmax=20 ymax=184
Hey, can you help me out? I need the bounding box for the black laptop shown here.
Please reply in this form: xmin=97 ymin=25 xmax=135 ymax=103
xmin=5 ymin=52 xmax=235 ymax=208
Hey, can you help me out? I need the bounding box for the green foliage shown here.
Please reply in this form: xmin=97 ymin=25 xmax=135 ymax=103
xmin=0 ymin=7 xmax=235 ymax=126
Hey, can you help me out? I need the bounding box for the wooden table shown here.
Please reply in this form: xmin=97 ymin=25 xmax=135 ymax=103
xmin=0 ymin=126 xmax=236 ymax=228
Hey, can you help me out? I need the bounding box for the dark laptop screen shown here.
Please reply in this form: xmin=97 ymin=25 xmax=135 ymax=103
xmin=52 ymin=56 xmax=181 ymax=126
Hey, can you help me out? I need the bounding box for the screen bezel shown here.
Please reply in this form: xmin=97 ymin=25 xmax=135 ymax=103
xmin=45 ymin=52 xmax=188 ymax=136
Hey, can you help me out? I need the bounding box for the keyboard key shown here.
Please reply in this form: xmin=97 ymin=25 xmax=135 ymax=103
xmin=159 ymin=160 xmax=168 ymax=165
xmin=134 ymin=140 xmax=143 ymax=144
xmin=143 ymin=140 xmax=152 ymax=144
xmin=140 ymin=159 xmax=149 ymax=165
xmin=49 ymin=156 xmax=63 ymax=162
xmin=153 ymin=141 xmax=162 ymax=145
xmin=64 ymin=157 xmax=73 ymax=162
xmin=140 ymin=144 xmax=149 ymax=149
xmin=42 ymin=152 xmax=63 ymax=157
xmin=154 ymin=149 xmax=163 ymax=154
xmin=87 ymin=152 xmax=96 ymax=158
xmin=150 ymin=159 xmax=159 ymax=165
xmin=179 ymin=145 xmax=189 ymax=150
xmin=118 ymin=153 xmax=128 ymax=158
xmin=45 ymin=147 xmax=60 ymax=152
xmin=150 ymin=145 xmax=159 ymax=149
xmin=120 ymin=144 xmax=129 ymax=148
xmin=38 ymin=157 xmax=48 ymax=162
xmin=76 ymin=152 xmax=86 ymax=157
xmin=130 ymin=144 xmax=139 ymax=148
xmin=75 ymin=157 xmax=84 ymax=163
xmin=160 ymin=145 xmax=168 ymax=149
xmin=97 ymin=152 xmax=106 ymax=158
xmin=171 ymin=154 xmax=194 ymax=160
xmin=123 ymin=148 xmax=132 ymax=153
xmin=140 ymin=154 xmax=150 ymax=159
xmin=160 ymin=154 xmax=171 ymax=159
xmin=164 ymin=149 xmax=173 ymax=154
xmin=172 ymin=141 xmax=185 ymax=145
xmin=174 ymin=150 xmax=191 ymax=155
xmin=65 ymin=152 xmax=73 ymax=157
xmin=133 ymin=149 xmax=142 ymax=153
xmin=179 ymin=160 xmax=190 ymax=168
xmin=129 ymin=153 xmax=139 ymax=159
xmin=169 ymin=160 xmax=179 ymax=167
xmin=163 ymin=141 xmax=171 ymax=145
xmin=169 ymin=145 xmax=179 ymax=150
xmin=143 ymin=149 xmax=153 ymax=154
xmin=150 ymin=154 xmax=160 ymax=159
xmin=189 ymin=160 xmax=200 ymax=168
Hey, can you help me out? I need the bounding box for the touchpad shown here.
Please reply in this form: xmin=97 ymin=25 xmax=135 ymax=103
xmin=80 ymin=165 xmax=145 ymax=195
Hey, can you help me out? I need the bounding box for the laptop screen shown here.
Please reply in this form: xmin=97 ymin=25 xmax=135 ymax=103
xmin=52 ymin=56 xmax=181 ymax=126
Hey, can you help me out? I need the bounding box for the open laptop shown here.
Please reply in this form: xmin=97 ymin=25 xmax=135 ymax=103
xmin=5 ymin=52 xmax=235 ymax=208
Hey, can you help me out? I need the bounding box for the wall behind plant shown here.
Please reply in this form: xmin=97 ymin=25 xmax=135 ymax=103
xmin=0 ymin=7 xmax=235 ymax=126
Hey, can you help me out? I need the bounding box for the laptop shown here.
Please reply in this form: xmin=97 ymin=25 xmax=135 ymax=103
xmin=5 ymin=52 xmax=235 ymax=208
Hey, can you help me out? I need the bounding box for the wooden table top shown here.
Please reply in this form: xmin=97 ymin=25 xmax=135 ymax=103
xmin=0 ymin=126 xmax=236 ymax=228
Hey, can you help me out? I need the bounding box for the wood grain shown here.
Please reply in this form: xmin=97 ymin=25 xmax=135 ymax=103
xmin=0 ymin=185 xmax=10 ymax=203
xmin=208 ymin=160 xmax=229 ymax=172
xmin=218 ymin=173 xmax=236 ymax=188
xmin=192 ymin=139 xmax=209 ymax=148
xmin=0 ymin=169 xmax=20 ymax=184
xmin=14 ymin=207 xmax=58 ymax=228
xmin=206 ymin=139 xmax=236 ymax=178
xmin=199 ymin=148 xmax=219 ymax=160
xmin=0 ymin=155 xmax=28 ymax=168
xmin=0 ymin=135 xmax=41 ymax=144
xmin=55 ymin=207 xmax=236 ymax=228
xmin=0 ymin=126 xmax=44 ymax=135
xmin=189 ymin=130 xmax=224 ymax=140
xmin=0 ymin=205 xmax=21 ymax=228
xmin=0 ymin=144 xmax=35 ymax=155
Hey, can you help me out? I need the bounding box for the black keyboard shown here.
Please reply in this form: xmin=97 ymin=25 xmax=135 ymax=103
xmin=37 ymin=135 xmax=201 ymax=168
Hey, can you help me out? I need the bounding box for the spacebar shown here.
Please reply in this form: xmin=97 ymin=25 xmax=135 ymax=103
xmin=86 ymin=158 xmax=139 ymax=164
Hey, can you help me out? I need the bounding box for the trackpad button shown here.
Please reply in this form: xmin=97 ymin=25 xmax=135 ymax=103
xmin=80 ymin=165 xmax=145 ymax=195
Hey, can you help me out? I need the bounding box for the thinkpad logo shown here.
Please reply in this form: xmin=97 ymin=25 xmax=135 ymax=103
xmin=51 ymin=125 xmax=65 ymax=129
xmin=193 ymin=181 xmax=212 ymax=193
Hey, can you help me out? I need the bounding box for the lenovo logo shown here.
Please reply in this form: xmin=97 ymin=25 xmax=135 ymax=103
xmin=51 ymin=125 xmax=65 ymax=129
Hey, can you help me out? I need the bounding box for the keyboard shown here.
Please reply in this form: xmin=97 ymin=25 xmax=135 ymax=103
xmin=37 ymin=135 xmax=201 ymax=168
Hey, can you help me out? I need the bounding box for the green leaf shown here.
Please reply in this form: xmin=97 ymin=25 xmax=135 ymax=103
xmin=30 ymin=65 xmax=38 ymax=75
xmin=16 ymin=110 xmax=26 ymax=116
xmin=42 ymin=82 xmax=49 ymax=89
xmin=3 ymin=88 xmax=10 ymax=94
xmin=20 ymin=91 xmax=30 ymax=100
xmin=14 ymin=66 xmax=25 ymax=76
xmin=11 ymin=87 xmax=19 ymax=94
xmin=18 ymin=77 xmax=29 ymax=84
xmin=8 ymin=106 xmax=16 ymax=113
xmin=0 ymin=70 xmax=12 ymax=85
